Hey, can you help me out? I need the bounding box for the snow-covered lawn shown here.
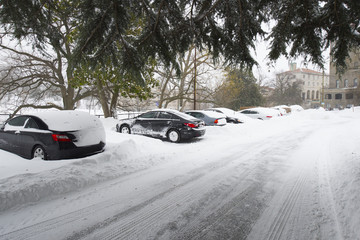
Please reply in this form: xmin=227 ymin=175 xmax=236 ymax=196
xmin=0 ymin=108 xmax=359 ymax=239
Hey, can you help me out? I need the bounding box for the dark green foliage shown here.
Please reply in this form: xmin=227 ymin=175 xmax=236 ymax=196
xmin=1 ymin=0 xmax=359 ymax=80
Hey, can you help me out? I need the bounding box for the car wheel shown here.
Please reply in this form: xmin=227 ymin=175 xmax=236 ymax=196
xmin=120 ymin=125 xmax=131 ymax=134
xmin=33 ymin=145 xmax=47 ymax=160
xmin=167 ymin=129 xmax=180 ymax=143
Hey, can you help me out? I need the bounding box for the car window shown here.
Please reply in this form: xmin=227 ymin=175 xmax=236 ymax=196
xmin=139 ymin=111 xmax=158 ymax=119
xmin=7 ymin=116 xmax=28 ymax=127
xmin=25 ymin=118 xmax=40 ymax=129
xmin=158 ymin=112 xmax=173 ymax=119
xmin=242 ymin=110 xmax=250 ymax=114
xmin=194 ymin=112 xmax=204 ymax=118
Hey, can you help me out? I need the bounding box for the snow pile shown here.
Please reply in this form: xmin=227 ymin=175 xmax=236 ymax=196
xmin=0 ymin=137 xmax=171 ymax=212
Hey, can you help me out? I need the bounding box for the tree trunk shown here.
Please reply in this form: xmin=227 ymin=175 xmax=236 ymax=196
xmin=109 ymin=84 xmax=120 ymax=118
xmin=96 ymin=78 xmax=110 ymax=118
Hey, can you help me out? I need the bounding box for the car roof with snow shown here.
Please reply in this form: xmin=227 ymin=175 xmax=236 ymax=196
xmin=29 ymin=110 xmax=103 ymax=131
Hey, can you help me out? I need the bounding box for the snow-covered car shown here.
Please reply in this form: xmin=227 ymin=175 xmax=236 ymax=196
xmin=273 ymin=105 xmax=292 ymax=115
xmin=0 ymin=111 xmax=106 ymax=160
xmin=239 ymin=107 xmax=280 ymax=120
xmin=205 ymin=107 xmax=249 ymax=123
xmin=185 ymin=110 xmax=227 ymax=126
xmin=272 ymin=107 xmax=287 ymax=116
xmin=116 ymin=109 xmax=206 ymax=143
xmin=290 ymin=105 xmax=304 ymax=112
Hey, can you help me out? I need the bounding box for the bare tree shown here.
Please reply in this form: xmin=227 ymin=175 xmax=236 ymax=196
xmin=268 ymin=73 xmax=303 ymax=106
xmin=154 ymin=45 xmax=220 ymax=111
xmin=0 ymin=44 xmax=94 ymax=117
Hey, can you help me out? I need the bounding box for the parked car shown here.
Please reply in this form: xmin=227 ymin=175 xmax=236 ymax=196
xmin=204 ymin=107 xmax=248 ymax=123
xmin=116 ymin=109 xmax=206 ymax=143
xmin=273 ymin=106 xmax=288 ymax=116
xmin=0 ymin=111 xmax=106 ymax=160
xmin=239 ymin=107 xmax=280 ymax=120
xmin=185 ymin=110 xmax=227 ymax=126
xmin=290 ymin=105 xmax=304 ymax=112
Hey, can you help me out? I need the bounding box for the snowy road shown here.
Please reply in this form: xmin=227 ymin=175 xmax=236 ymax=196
xmin=0 ymin=109 xmax=359 ymax=240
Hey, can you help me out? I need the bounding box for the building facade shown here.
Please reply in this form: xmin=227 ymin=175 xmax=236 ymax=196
xmin=324 ymin=48 xmax=360 ymax=109
xmin=277 ymin=64 xmax=329 ymax=108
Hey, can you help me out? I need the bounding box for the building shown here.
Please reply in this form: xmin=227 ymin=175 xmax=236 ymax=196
xmin=277 ymin=63 xmax=329 ymax=108
xmin=323 ymin=47 xmax=360 ymax=109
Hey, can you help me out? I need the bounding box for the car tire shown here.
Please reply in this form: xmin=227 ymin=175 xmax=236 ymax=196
xmin=120 ymin=125 xmax=131 ymax=134
xmin=32 ymin=145 xmax=47 ymax=160
xmin=167 ymin=129 xmax=180 ymax=143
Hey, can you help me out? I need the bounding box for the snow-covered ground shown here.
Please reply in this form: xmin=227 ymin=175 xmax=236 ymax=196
xmin=0 ymin=108 xmax=359 ymax=240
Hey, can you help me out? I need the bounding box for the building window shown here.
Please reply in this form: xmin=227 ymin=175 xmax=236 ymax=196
xmin=307 ymin=90 xmax=310 ymax=99
xmin=316 ymin=91 xmax=319 ymax=99
xmin=311 ymin=90 xmax=315 ymax=100
xmin=354 ymin=78 xmax=358 ymax=87
xmin=336 ymin=80 xmax=340 ymax=88
xmin=325 ymin=94 xmax=332 ymax=99
xmin=313 ymin=82 xmax=315 ymax=86
xmin=346 ymin=93 xmax=354 ymax=99
xmin=303 ymin=75 xmax=305 ymax=79
xmin=344 ymin=79 xmax=348 ymax=87
xmin=302 ymin=92 xmax=305 ymax=100
xmin=335 ymin=93 xmax=342 ymax=99
xmin=308 ymin=81 xmax=310 ymax=86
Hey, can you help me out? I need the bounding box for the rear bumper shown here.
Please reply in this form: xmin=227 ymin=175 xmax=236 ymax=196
xmin=46 ymin=141 xmax=105 ymax=160
xmin=180 ymin=128 xmax=206 ymax=139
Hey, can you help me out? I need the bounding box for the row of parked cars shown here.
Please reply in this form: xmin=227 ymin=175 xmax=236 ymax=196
xmin=116 ymin=106 xmax=297 ymax=143
xmin=0 ymin=105 xmax=299 ymax=160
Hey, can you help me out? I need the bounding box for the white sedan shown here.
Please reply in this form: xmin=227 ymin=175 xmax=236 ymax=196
xmin=239 ymin=107 xmax=280 ymax=120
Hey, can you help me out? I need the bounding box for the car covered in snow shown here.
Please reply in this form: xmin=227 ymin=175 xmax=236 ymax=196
xmin=116 ymin=109 xmax=206 ymax=142
xmin=204 ymin=107 xmax=250 ymax=123
xmin=185 ymin=110 xmax=227 ymax=126
xmin=0 ymin=111 xmax=106 ymax=160
xmin=239 ymin=107 xmax=280 ymax=120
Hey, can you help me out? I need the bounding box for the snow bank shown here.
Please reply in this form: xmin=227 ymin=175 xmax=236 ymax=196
xmin=0 ymin=136 xmax=170 ymax=212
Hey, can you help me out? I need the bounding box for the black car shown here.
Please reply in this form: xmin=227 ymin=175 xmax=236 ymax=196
xmin=116 ymin=109 xmax=206 ymax=142
xmin=0 ymin=111 xmax=106 ymax=160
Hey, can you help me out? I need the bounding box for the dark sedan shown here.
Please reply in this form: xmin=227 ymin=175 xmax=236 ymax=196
xmin=116 ymin=109 xmax=205 ymax=142
xmin=0 ymin=111 xmax=106 ymax=160
xmin=185 ymin=110 xmax=227 ymax=126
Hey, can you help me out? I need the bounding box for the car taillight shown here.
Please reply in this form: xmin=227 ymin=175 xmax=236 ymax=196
xmin=52 ymin=134 xmax=71 ymax=142
xmin=266 ymin=116 xmax=272 ymax=118
xmin=184 ymin=123 xmax=198 ymax=128
xmin=214 ymin=119 xmax=219 ymax=124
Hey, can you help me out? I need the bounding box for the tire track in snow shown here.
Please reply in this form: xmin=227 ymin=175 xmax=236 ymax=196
xmin=77 ymin=130 xmax=312 ymax=240
xmin=71 ymin=153 xmax=257 ymax=240
xmin=314 ymin=131 xmax=345 ymax=240
xmin=264 ymin=172 xmax=308 ymax=240
xmin=0 ymin=146 xmax=254 ymax=240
